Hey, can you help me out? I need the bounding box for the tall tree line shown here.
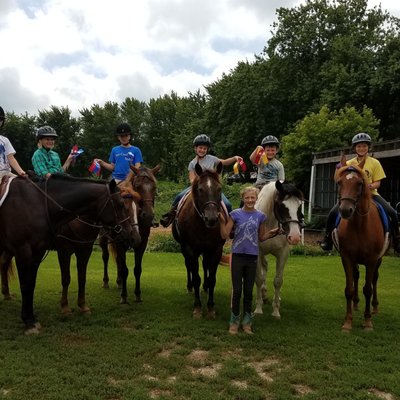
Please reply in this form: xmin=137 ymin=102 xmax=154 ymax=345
xmin=3 ymin=0 xmax=399 ymax=194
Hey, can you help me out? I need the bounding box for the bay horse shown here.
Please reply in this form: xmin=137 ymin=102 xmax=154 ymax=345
xmin=0 ymin=174 xmax=134 ymax=334
xmin=100 ymin=165 xmax=159 ymax=303
xmin=334 ymin=154 xmax=389 ymax=331
xmin=254 ymin=181 xmax=304 ymax=318
xmin=172 ymin=162 xmax=225 ymax=318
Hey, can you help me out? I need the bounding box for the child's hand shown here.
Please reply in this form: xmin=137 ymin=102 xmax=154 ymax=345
xmin=267 ymin=227 xmax=280 ymax=239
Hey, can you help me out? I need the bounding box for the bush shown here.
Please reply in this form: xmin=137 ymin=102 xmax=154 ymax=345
xmin=147 ymin=233 xmax=181 ymax=253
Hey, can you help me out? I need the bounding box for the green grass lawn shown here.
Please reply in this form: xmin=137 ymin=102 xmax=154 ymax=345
xmin=1 ymin=252 xmax=400 ymax=400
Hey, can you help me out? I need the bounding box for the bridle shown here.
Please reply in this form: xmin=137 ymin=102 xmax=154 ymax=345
xmin=273 ymin=198 xmax=304 ymax=236
xmin=193 ymin=199 xmax=220 ymax=222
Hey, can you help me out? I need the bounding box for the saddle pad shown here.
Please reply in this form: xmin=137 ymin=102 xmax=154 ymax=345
xmin=0 ymin=176 xmax=15 ymax=207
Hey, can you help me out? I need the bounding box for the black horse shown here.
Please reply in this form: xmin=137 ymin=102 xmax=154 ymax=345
xmin=172 ymin=162 xmax=225 ymax=318
xmin=0 ymin=174 xmax=134 ymax=334
xmin=100 ymin=165 xmax=159 ymax=303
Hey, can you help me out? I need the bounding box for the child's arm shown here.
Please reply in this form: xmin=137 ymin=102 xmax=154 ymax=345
xmin=219 ymin=155 xmax=242 ymax=166
xmin=218 ymin=213 xmax=234 ymax=240
xmin=259 ymin=223 xmax=280 ymax=242
xmin=96 ymin=159 xmax=115 ymax=172
xmin=7 ymin=154 xmax=25 ymax=176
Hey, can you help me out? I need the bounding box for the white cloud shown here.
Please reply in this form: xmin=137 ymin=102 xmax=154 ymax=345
xmin=0 ymin=0 xmax=399 ymax=116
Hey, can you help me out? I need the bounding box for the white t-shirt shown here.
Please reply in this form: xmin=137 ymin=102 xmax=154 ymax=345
xmin=0 ymin=135 xmax=15 ymax=172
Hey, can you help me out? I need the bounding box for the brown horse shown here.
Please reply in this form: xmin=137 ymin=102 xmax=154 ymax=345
xmin=0 ymin=174 xmax=134 ymax=334
xmin=100 ymin=165 xmax=159 ymax=303
xmin=172 ymin=162 xmax=225 ymax=318
xmin=334 ymin=154 xmax=389 ymax=331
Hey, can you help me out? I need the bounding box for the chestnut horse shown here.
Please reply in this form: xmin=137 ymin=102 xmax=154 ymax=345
xmin=0 ymin=174 xmax=134 ymax=334
xmin=253 ymin=181 xmax=304 ymax=318
xmin=334 ymin=154 xmax=389 ymax=331
xmin=172 ymin=162 xmax=225 ymax=318
xmin=100 ymin=165 xmax=159 ymax=303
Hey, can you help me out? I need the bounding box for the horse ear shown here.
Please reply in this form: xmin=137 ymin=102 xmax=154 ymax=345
xmin=340 ymin=153 xmax=347 ymax=168
xmin=216 ymin=162 xmax=223 ymax=174
xmin=275 ymin=180 xmax=283 ymax=193
xmin=152 ymin=164 xmax=161 ymax=175
xmin=195 ymin=162 xmax=203 ymax=176
xmin=109 ymin=179 xmax=117 ymax=192
xmin=358 ymin=158 xmax=366 ymax=170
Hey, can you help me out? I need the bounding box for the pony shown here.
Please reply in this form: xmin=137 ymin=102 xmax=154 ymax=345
xmin=172 ymin=162 xmax=225 ymax=318
xmin=254 ymin=181 xmax=304 ymax=318
xmin=334 ymin=154 xmax=389 ymax=331
xmin=100 ymin=165 xmax=159 ymax=303
xmin=0 ymin=174 xmax=134 ymax=334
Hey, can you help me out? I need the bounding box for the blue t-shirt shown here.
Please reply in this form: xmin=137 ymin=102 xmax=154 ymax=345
xmin=230 ymin=208 xmax=267 ymax=256
xmin=109 ymin=145 xmax=143 ymax=180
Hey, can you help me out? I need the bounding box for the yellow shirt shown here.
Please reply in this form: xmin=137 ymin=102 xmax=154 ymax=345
xmin=347 ymin=155 xmax=386 ymax=195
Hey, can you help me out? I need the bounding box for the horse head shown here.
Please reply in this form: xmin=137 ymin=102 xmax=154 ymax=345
xmin=335 ymin=155 xmax=370 ymax=220
xmin=124 ymin=165 xmax=160 ymax=229
xmin=273 ymin=181 xmax=304 ymax=245
xmin=192 ymin=162 xmax=223 ymax=228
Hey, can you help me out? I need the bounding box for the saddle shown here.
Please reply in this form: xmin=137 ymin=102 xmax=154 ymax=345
xmin=0 ymin=175 xmax=16 ymax=207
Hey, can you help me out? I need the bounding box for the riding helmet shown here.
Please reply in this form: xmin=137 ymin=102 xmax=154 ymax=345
xmin=351 ymin=133 xmax=372 ymax=146
xmin=0 ymin=106 xmax=5 ymax=120
xmin=261 ymin=135 xmax=280 ymax=147
xmin=116 ymin=123 xmax=132 ymax=135
xmin=36 ymin=125 xmax=58 ymax=139
xmin=193 ymin=134 xmax=211 ymax=147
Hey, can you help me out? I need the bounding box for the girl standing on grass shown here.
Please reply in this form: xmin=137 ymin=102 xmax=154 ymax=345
xmin=219 ymin=186 xmax=280 ymax=335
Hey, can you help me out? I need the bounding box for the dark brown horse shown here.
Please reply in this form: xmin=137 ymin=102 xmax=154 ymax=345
xmin=334 ymin=154 xmax=389 ymax=331
xmin=0 ymin=174 xmax=134 ymax=334
xmin=172 ymin=162 xmax=225 ymax=318
xmin=100 ymin=165 xmax=159 ymax=303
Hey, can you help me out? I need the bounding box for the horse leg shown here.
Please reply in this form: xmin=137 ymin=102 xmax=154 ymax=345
xmin=341 ymin=258 xmax=355 ymax=332
xmin=352 ymin=265 xmax=360 ymax=311
xmin=115 ymin=244 xmax=129 ymax=304
xmin=371 ymin=259 xmax=381 ymax=315
xmin=202 ymin=250 xmax=221 ymax=318
xmin=15 ymin=251 xmax=42 ymax=334
xmin=76 ymin=247 xmax=93 ymax=314
xmin=254 ymin=253 xmax=267 ymax=315
xmin=182 ymin=247 xmax=202 ymax=317
xmin=1 ymin=253 xmax=13 ymax=300
xmin=100 ymin=237 xmax=110 ymax=289
xmin=271 ymin=250 xmax=289 ymax=319
xmin=133 ymin=235 xmax=149 ymax=303
xmin=57 ymin=250 xmax=73 ymax=315
xmin=186 ymin=267 xmax=193 ymax=293
xmin=362 ymin=261 xmax=379 ymax=331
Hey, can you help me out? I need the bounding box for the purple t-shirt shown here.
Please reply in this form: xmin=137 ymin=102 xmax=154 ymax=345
xmin=230 ymin=208 xmax=267 ymax=256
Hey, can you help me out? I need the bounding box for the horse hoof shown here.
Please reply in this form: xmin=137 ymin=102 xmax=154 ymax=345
xmin=135 ymin=298 xmax=143 ymax=303
xmin=253 ymin=307 xmax=263 ymax=315
xmin=341 ymin=323 xmax=352 ymax=332
xmin=363 ymin=321 xmax=374 ymax=331
xmin=102 ymin=283 xmax=110 ymax=289
xmin=207 ymin=310 xmax=216 ymax=319
xmin=372 ymin=307 xmax=379 ymax=315
xmin=120 ymin=298 xmax=129 ymax=305
xmin=271 ymin=310 xmax=281 ymax=319
xmin=24 ymin=326 xmax=41 ymax=335
xmin=192 ymin=309 xmax=202 ymax=319
xmin=79 ymin=306 xmax=91 ymax=314
xmin=61 ymin=307 xmax=73 ymax=315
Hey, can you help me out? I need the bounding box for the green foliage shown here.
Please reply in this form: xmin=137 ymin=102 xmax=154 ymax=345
xmin=146 ymin=233 xmax=181 ymax=253
xmin=281 ymin=105 xmax=379 ymax=186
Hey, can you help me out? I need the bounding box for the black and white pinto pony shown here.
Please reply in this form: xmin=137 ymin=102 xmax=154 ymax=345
xmin=254 ymin=181 xmax=304 ymax=318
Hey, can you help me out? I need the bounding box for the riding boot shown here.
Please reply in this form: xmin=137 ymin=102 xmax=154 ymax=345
xmin=160 ymin=206 xmax=177 ymax=228
xmin=241 ymin=312 xmax=254 ymax=335
xmin=228 ymin=312 xmax=240 ymax=335
xmin=320 ymin=231 xmax=333 ymax=251
xmin=151 ymin=217 xmax=159 ymax=228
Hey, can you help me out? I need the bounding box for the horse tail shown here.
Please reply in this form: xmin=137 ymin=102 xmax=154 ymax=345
xmin=109 ymin=242 xmax=118 ymax=264
xmin=7 ymin=259 xmax=16 ymax=279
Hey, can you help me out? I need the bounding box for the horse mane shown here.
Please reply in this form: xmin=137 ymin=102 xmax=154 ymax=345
xmin=335 ymin=164 xmax=372 ymax=201
xmin=256 ymin=182 xmax=276 ymax=219
xmin=49 ymin=173 xmax=108 ymax=184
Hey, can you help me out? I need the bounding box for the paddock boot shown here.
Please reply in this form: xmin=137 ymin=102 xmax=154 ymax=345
xmin=241 ymin=312 xmax=254 ymax=335
xmin=228 ymin=313 xmax=240 ymax=335
xmin=160 ymin=206 xmax=177 ymax=228
xmin=319 ymin=232 xmax=333 ymax=251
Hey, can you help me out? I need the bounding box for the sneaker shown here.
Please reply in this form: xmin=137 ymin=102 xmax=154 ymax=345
xmin=228 ymin=323 xmax=239 ymax=335
xmin=242 ymin=324 xmax=253 ymax=335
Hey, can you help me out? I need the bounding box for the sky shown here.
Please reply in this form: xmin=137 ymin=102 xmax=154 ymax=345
xmin=1 ymin=0 xmax=399 ymax=117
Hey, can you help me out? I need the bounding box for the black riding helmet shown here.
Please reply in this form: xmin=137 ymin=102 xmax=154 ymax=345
xmin=116 ymin=123 xmax=132 ymax=135
xmin=261 ymin=135 xmax=280 ymax=147
xmin=36 ymin=125 xmax=58 ymax=140
xmin=193 ymin=134 xmax=211 ymax=147
xmin=0 ymin=106 xmax=4 ymax=129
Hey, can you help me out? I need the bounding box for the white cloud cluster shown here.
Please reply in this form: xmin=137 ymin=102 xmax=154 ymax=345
xmin=0 ymin=0 xmax=398 ymax=116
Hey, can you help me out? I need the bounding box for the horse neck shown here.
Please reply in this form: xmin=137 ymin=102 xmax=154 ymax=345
xmin=256 ymin=186 xmax=278 ymax=228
